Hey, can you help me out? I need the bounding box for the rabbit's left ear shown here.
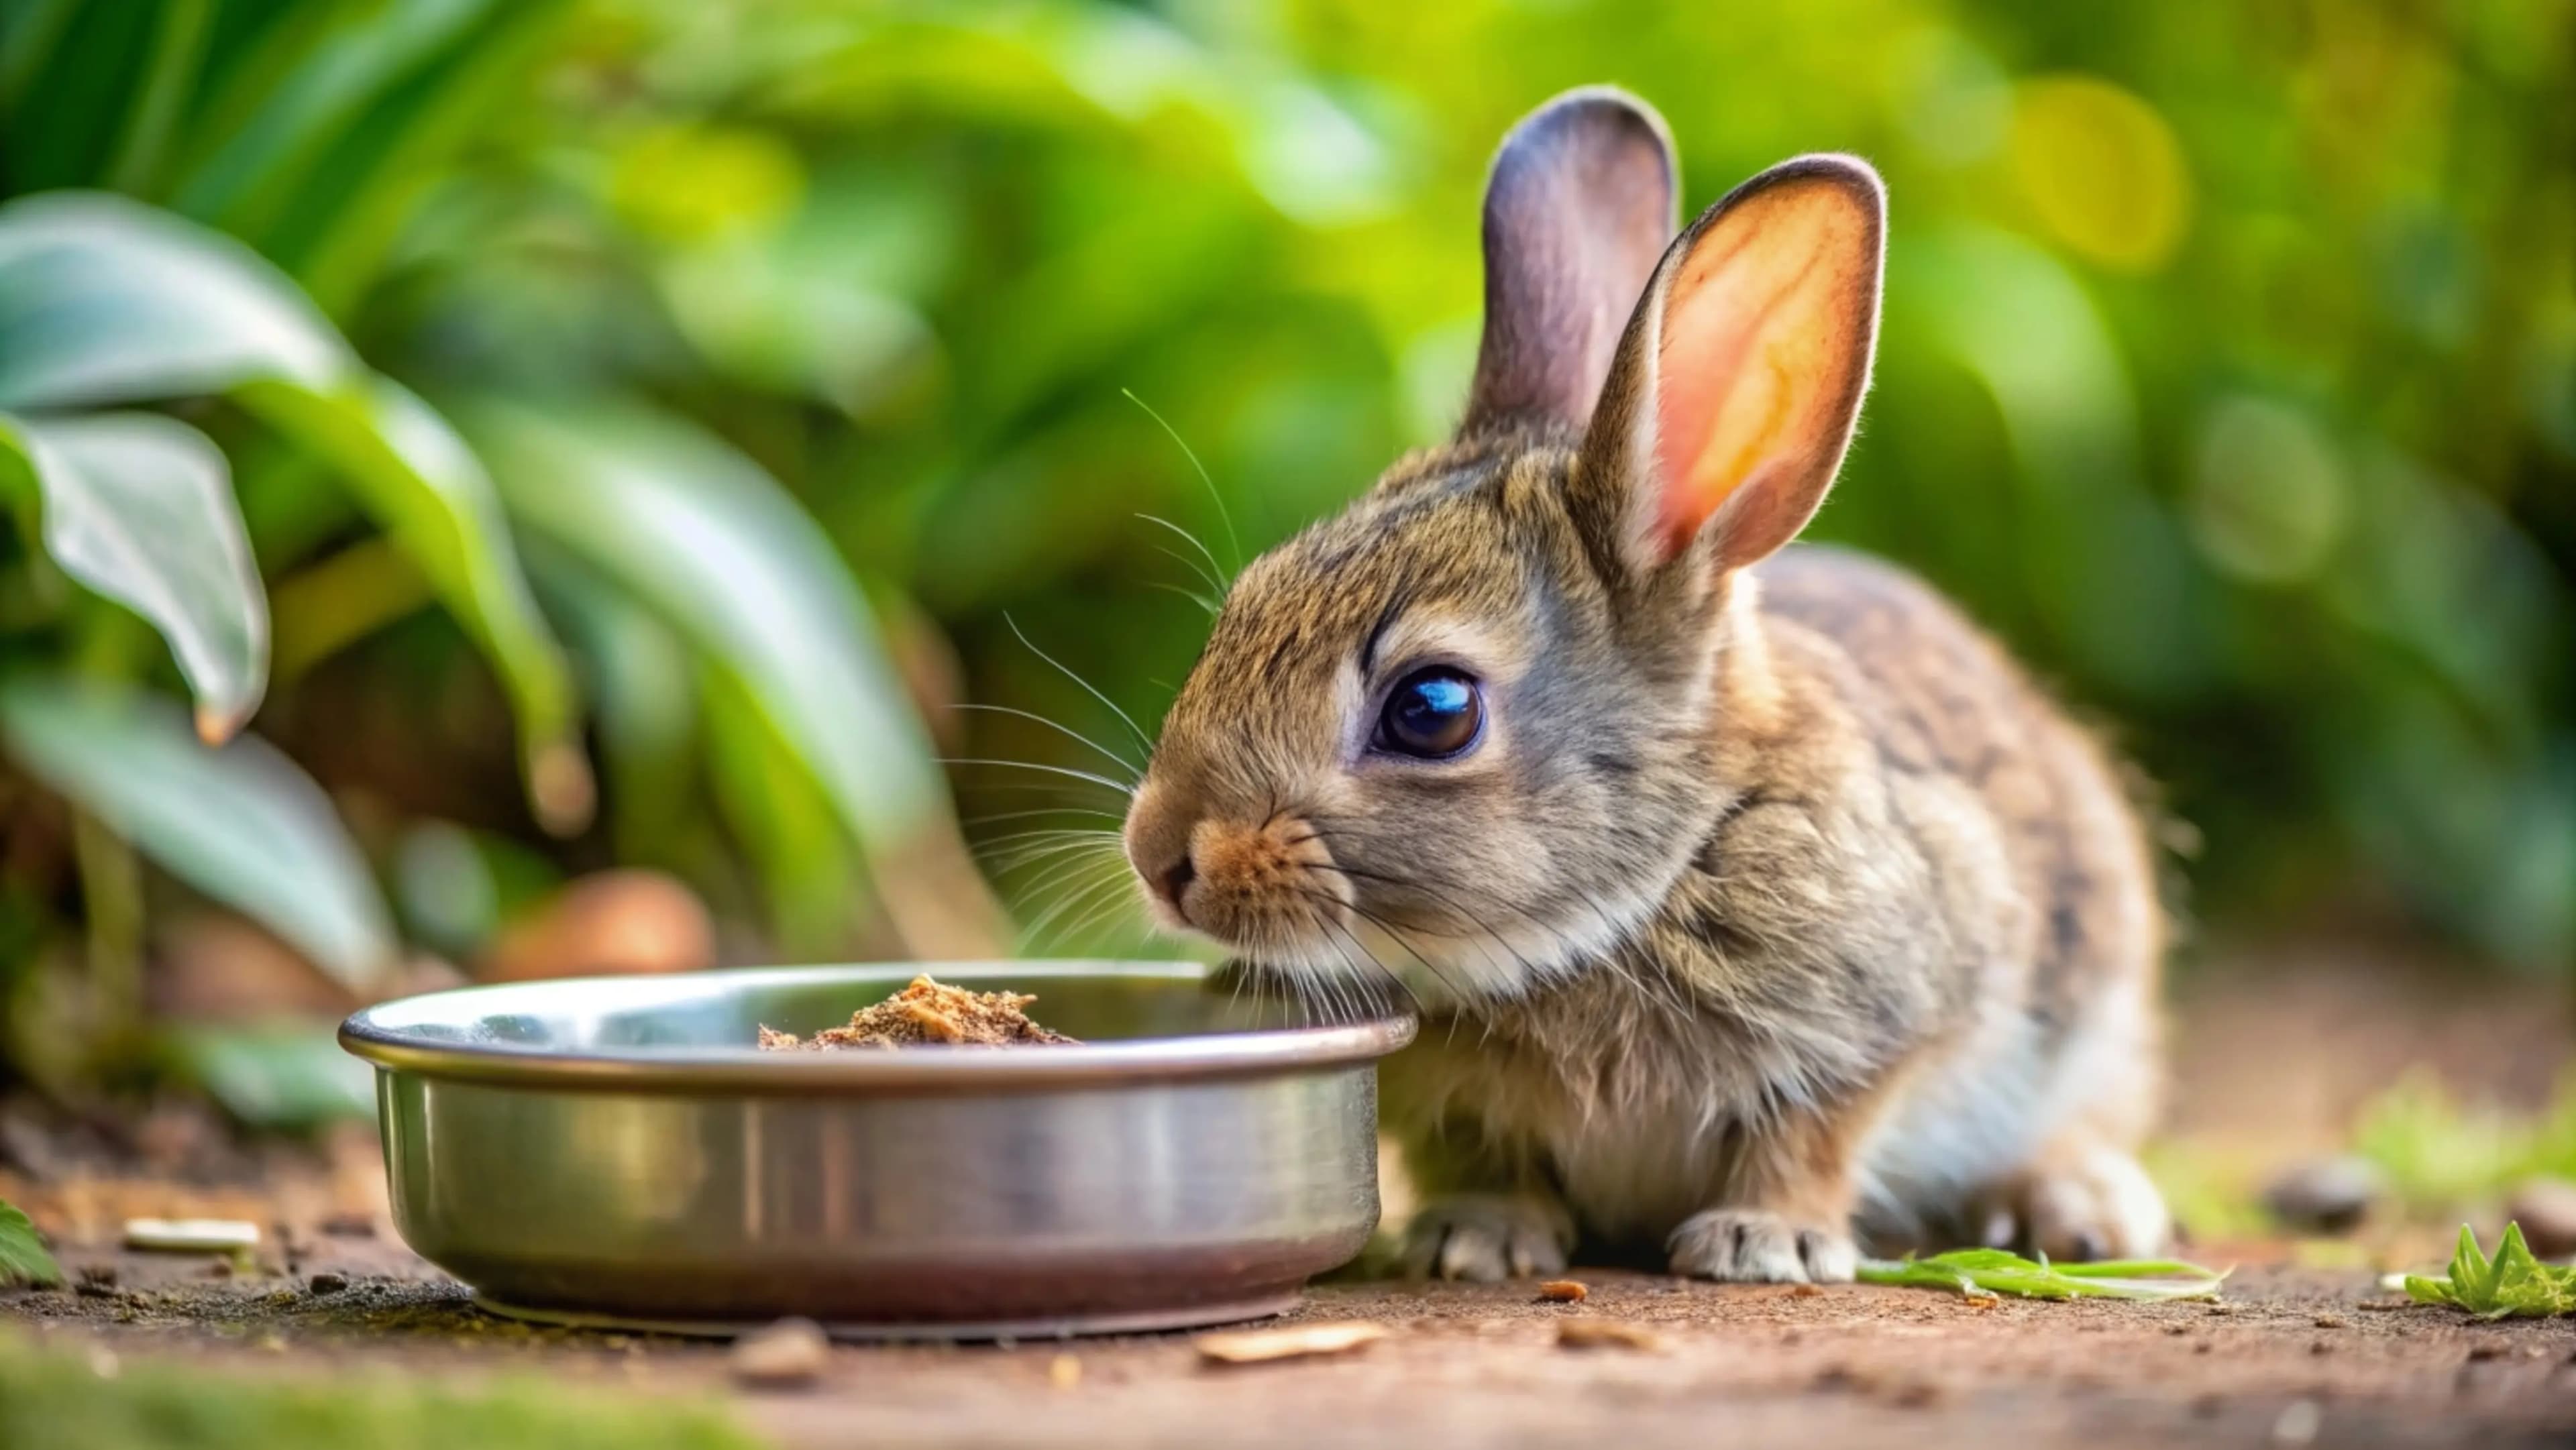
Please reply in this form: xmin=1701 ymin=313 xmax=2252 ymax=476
xmin=1571 ymin=156 xmax=1884 ymax=578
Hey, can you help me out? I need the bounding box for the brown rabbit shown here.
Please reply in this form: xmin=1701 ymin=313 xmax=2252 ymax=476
xmin=1120 ymin=87 xmax=2169 ymax=1282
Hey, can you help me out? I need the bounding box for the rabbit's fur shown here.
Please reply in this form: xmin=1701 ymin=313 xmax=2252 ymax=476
xmin=1121 ymin=88 xmax=2169 ymax=1281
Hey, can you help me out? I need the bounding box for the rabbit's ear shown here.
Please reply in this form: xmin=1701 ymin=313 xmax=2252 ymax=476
xmin=1462 ymin=87 xmax=1678 ymax=437
xmin=1571 ymin=156 xmax=1883 ymax=578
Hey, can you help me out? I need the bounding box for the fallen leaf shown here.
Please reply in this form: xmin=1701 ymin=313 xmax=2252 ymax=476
xmin=1195 ymin=1321 xmax=1389 ymax=1365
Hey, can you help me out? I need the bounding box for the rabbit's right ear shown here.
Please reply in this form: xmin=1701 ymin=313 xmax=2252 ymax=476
xmin=1461 ymin=88 xmax=1678 ymax=438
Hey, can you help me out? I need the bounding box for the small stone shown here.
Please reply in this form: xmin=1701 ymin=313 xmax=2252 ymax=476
xmin=731 ymin=1318 xmax=831 ymax=1388
xmin=2505 ymin=1176 xmax=2576 ymax=1258
xmin=1554 ymin=1319 xmax=1666 ymax=1352
xmin=2272 ymin=1399 xmax=2322 ymax=1445
xmin=306 ymin=1272 xmax=347 ymax=1295
xmin=2262 ymin=1158 xmax=2383 ymax=1236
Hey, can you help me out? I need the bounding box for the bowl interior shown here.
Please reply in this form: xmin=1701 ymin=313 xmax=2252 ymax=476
xmin=352 ymin=961 xmax=1334 ymax=1055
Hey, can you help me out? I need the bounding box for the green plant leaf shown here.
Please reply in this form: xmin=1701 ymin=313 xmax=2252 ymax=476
xmin=462 ymin=397 xmax=1002 ymax=956
xmin=0 ymin=411 xmax=267 ymax=739
xmin=0 ymin=1199 xmax=61 ymax=1289
xmin=0 ymin=192 xmax=586 ymax=825
xmin=0 ymin=679 xmax=396 ymax=990
xmin=236 ymin=376 xmax=588 ymax=829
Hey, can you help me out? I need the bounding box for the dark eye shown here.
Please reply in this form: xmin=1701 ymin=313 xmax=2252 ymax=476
xmin=1376 ymin=667 xmax=1483 ymax=759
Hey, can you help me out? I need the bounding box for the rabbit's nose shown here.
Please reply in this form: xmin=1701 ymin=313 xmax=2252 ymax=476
xmin=1152 ymin=850 xmax=1198 ymax=915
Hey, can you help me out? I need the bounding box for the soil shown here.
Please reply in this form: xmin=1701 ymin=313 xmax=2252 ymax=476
xmin=6 ymin=940 xmax=2575 ymax=1449
xmin=757 ymin=976 xmax=1075 ymax=1050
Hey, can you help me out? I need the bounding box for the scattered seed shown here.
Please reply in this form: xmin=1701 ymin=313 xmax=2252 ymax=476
xmin=731 ymin=1317 xmax=831 ymax=1388
xmin=1788 ymin=1283 xmax=1824 ymax=1299
xmin=2355 ymin=1300 xmax=2409 ymax=1312
xmin=123 ymin=1219 xmax=260 ymax=1253
xmin=75 ymin=1264 xmax=117 ymax=1289
xmin=1554 ymin=1319 xmax=1666 ymax=1352
xmin=1537 ymin=1280 xmax=1588 ymax=1304
xmin=1049 ymin=1353 xmax=1082 ymax=1389
xmin=1889 ymin=1380 xmax=1947 ymax=1409
xmin=319 ymin=1213 xmax=376 ymax=1239
xmin=306 ymin=1272 xmax=347 ymax=1295
xmin=1195 ymin=1321 xmax=1389 ymax=1365
xmin=2310 ymin=1339 xmax=2334 ymax=1355
xmin=2312 ymin=1313 xmax=2346 ymax=1329
xmin=2466 ymin=1343 xmax=2506 ymax=1363
xmin=2164 ymin=1323 xmax=2192 ymax=1337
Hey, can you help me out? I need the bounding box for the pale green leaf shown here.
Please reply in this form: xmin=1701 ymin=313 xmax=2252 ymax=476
xmin=0 ymin=679 xmax=396 ymax=989
xmin=0 ymin=192 xmax=346 ymax=410
xmin=166 ymin=1023 xmax=376 ymax=1131
xmin=0 ymin=193 xmax=586 ymax=822
xmin=0 ymin=412 xmax=267 ymax=738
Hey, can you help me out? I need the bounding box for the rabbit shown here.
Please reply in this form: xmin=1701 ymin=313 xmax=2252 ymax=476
xmin=1118 ymin=86 xmax=2170 ymax=1284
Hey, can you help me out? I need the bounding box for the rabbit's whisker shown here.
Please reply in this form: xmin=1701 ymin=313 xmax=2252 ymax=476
xmin=1004 ymin=613 xmax=1156 ymax=756
xmin=949 ymin=704 xmax=1142 ymax=781
xmin=938 ymin=758 xmax=1136 ymax=798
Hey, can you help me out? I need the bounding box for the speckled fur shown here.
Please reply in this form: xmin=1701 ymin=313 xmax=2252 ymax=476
xmin=1121 ymin=89 xmax=2169 ymax=1281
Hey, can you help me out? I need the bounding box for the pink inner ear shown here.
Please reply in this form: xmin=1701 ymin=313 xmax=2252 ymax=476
xmin=1642 ymin=184 xmax=1872 ymax=568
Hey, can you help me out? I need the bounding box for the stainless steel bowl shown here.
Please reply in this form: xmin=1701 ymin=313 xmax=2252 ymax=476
xmin=340 ymin=962 xmax=1413 ymax=1339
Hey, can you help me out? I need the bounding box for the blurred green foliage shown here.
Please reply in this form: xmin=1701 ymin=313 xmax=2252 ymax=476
xmin=0 ymin=0 xmax=2569 ymax=1111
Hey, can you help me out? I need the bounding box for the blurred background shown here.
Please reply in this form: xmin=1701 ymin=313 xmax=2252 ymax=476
xmin=0 ymin=0 xmax=2569 ymax=1209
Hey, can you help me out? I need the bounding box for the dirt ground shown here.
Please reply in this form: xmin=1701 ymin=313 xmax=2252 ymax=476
xmin=7 ymin=940 xmax=2576 ymax=1449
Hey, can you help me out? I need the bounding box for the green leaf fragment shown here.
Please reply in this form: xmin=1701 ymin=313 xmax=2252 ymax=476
xmin=1856 ymin=1248 xmax=2226 ymax=1302
xmin=2403 ymin=1223 xmax=2576 ymax=1317
xmin=0 ymin=1200 xmax=62 ymax=1288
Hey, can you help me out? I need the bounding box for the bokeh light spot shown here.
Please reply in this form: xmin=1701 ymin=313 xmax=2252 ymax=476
xmin=2010 ymin=76 xmax=2193 ymax=273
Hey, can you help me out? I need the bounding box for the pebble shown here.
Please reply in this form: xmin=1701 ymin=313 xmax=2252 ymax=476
xmin=306 ymin=1272 xmax=347 ymax=1295
xmin=2261 ymin=1158 xmax=2383 ymax=1235
xmin=2505 ymin=1176 xmax=2576 ymax=1258
xmin=730 ymin=1317 xmax=831 ymax=1388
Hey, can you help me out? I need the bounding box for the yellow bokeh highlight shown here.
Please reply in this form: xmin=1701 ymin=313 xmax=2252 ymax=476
xmin=2009 ymin=76 xmax=2193 ymax=273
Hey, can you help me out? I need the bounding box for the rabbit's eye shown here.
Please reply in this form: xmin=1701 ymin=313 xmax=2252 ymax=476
xmin=1376 ymin=667 xmax=1483 ymax=759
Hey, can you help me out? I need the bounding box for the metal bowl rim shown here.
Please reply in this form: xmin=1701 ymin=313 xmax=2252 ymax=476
xmin=339 ymin=960 xmax=1415 ymax=1093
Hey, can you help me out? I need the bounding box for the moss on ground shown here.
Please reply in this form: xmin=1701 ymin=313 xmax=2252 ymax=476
xmin=0 ymin=1332 xmax=763 ymax=1450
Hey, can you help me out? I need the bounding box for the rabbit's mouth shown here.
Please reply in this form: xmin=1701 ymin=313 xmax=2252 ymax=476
xmin=1124 ymin=804 xmax=1354 ymax=956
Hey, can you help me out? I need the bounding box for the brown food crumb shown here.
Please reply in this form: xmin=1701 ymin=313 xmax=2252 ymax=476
xmin=1554 ymin=1319 xmax=1666 ymax=1352
xmin=1194 ymin=1321 xmax=1389 ymax=1365
xmin=1536 ymin=1280 xmax=1588 ymax=1304
xmin=757 ymin=975 xmax=1077 ymax=1050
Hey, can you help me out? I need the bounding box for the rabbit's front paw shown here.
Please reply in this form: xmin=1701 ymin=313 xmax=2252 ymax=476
xmin=1401 ymin=1194 xmax=1573 ymax=1282
xmin=1978 ymin=1141 xmax=2170 ymax=1262
xmin=1667 ymin=1209 xmax=1856 ymax=1284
